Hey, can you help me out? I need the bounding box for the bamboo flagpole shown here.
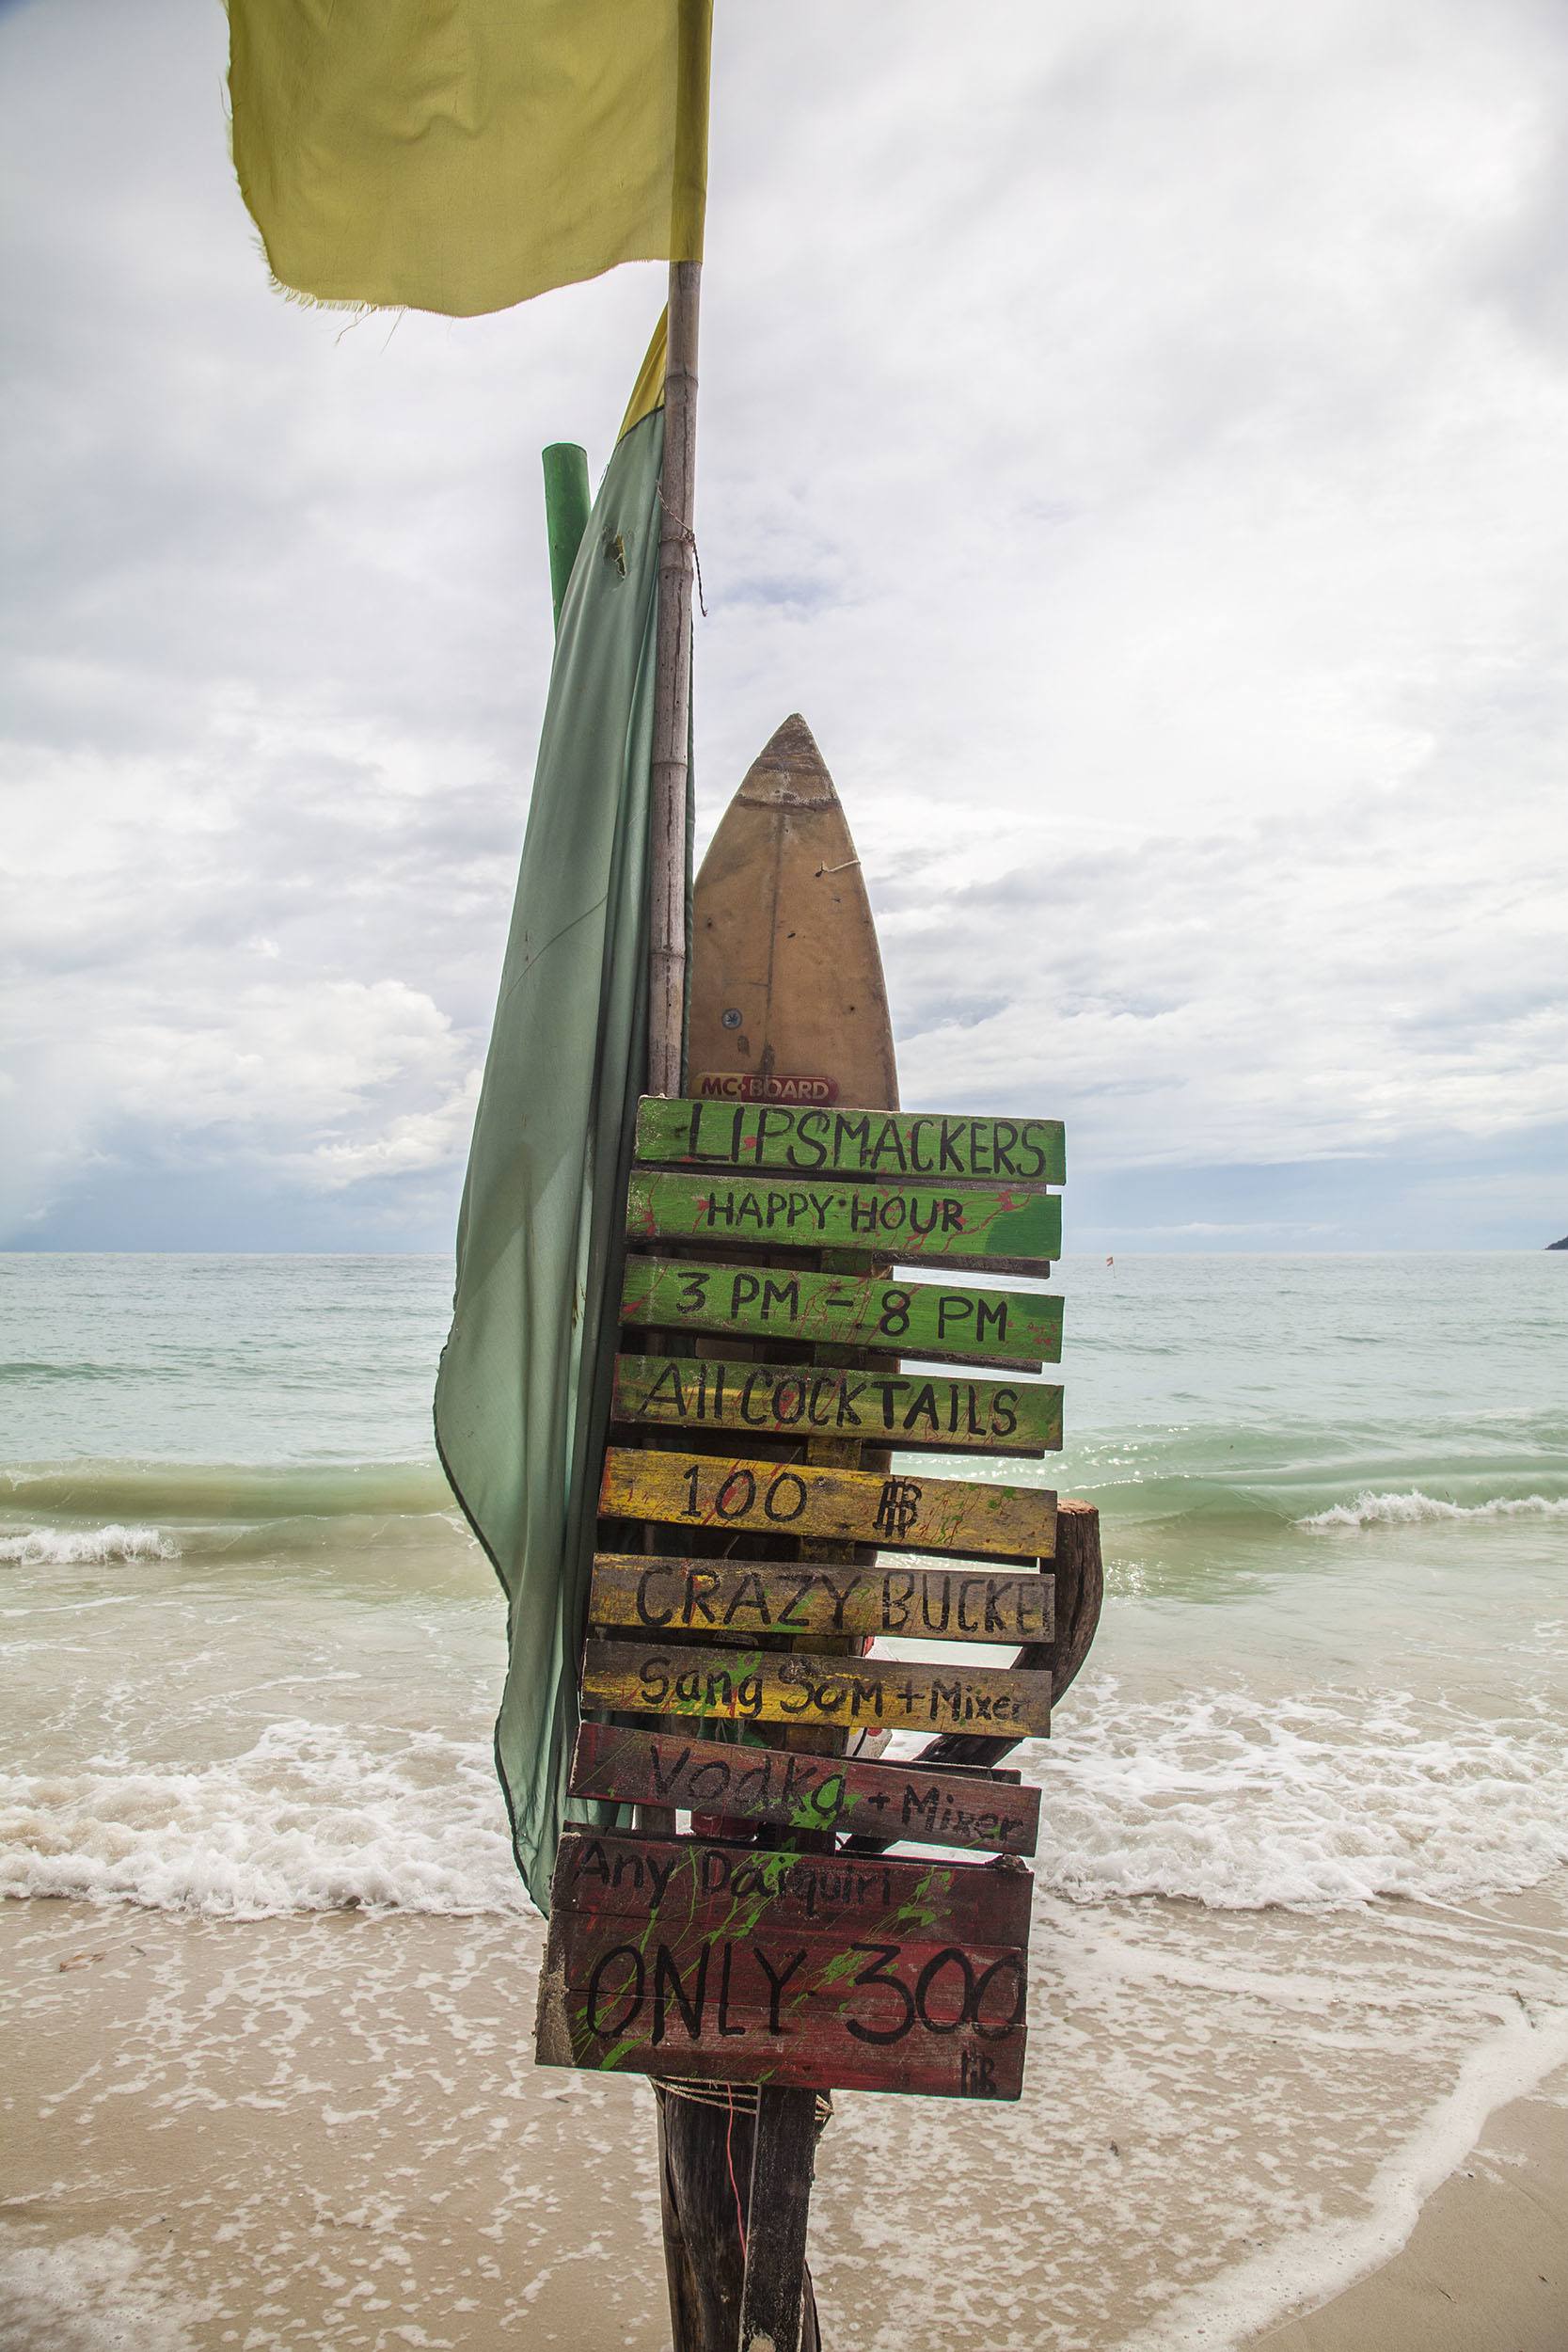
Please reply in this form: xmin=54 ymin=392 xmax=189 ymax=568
xmin=641 ymin=238 xmax=823 ymax=2352
xmin=648 ymin=258 xmax=701 ymax=1100
xmin=643 ymin=219 xmax=823 ymax=2352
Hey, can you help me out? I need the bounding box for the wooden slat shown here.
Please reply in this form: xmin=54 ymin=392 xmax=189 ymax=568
xmin=611 ymin=1353 xmax=1062 ymax=1457
xmin=535 ymin=1829 xmax=1030 ymax=2100
xmin=636 ymin=1098 xmax=1067 ymax=1187
xmin=588 ymin=1554 xmax=1054 ymax=1645
xmin=619 ymin=1256 xmax=1063 ymax=1370
xmin=547 ymin=1828 xmax=1035 ymax=1939
xmin=569 ymin=1723 xmax=1042 ymax=1855
xmin=581 ymin=1639 xmax=1053 ymax=1738
xmin=626 ymin=1170 xmax=1060 ymax=1272
xmin=599 ymin=1446 xmax=1056 ymax=1562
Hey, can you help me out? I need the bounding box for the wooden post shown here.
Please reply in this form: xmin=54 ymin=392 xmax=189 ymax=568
xmin=637 ymin=259 xmax=702 ymax=1854
xmin=738 ymin=2088 xmax=819 ymax=2352
xmin=541 ymin=441 xmax=591 ymax=632
xmin=643 ymin=252 xmax=719 ymax=2347
xmin=648 ymin=257 xmax=701 ymax=1099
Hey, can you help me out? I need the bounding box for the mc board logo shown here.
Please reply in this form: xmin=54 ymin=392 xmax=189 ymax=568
xmin=694 ymin=1072 xmax=840 ymax=1104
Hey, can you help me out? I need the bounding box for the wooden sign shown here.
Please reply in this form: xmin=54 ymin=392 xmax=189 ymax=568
xmin=611 ymin=1353 xmax=1062 ymax=1455
xmin=569 ymin=1723 xmax=1042 ymax=1855
xmin=600 ymin=1446 xmax=1056 ymax=1561
xmin=620 ymin=1255 xmax=1063 ymax=1370
xmin=626 ymin=1170 xmax=1060 ymax=1271
xmin=637 ymin=1098 xmax=1067 ymax=1188
xmin=534 ymin=1828 xmax=1032 ymax=2099
xmin=588 ymin=1553 xmax=1054 ymax=1645
xmin=581 ymin=1639 xmax=1053 ymax=1736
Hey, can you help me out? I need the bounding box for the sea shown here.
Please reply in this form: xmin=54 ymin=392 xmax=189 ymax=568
xmin=3 ymin=1250 xmax=1565 ymax=2349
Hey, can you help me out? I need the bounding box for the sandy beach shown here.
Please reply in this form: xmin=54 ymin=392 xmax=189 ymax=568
xmin=4 ymin=1892 xmax=1563 ymax=2352
xmin=1254 ymin=2077 xmax=1566 ymax=2352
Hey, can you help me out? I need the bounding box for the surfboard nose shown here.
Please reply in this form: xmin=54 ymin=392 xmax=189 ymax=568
xmin=736 ymin=712 xmax=839 ymax=808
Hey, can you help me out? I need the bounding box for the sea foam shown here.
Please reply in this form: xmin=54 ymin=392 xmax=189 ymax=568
xmin=1021 ymin=1678 xmax=1568 ymax=1911
xmin=0 ymin=1524 xmax=178 ymax=1566
xmin=0 ymin=1720 xmax=527 ymax=1918
xmin=8 ymin=1675 xmax=1565 ymax=1920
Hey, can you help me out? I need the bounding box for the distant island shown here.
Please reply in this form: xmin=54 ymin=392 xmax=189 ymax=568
xmin=1550 ymin=1235 xmax=1568 ymax=1250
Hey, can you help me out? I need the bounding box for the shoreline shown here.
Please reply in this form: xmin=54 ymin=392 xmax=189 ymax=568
xmin=1249 ymin=2073 xmax=1567 ymax=2351
xmin=4 ymin=1894 xmax=1565 ymax=2351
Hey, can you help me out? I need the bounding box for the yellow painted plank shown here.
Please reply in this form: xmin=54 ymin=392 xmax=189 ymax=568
xmin=581 ymin=1639 xmax=1053 ymax=1737
xmin=599 ymin=1446 xmax=1056 ymax=1561
xmin=588 ymin=1553 xmax=1054 ymax=1644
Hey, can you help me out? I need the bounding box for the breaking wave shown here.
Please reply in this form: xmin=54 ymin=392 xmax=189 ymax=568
xmin=1019 ymin=1678 xmax=1568 ymax=1911
xmin=2 ymin=1460 xmax=450 ymax=1521
xmin=0 ymin=1721 xmax=527 ymax=1918
xmin=0 ymin=1524 xmax=178 ymax=1566
xmin=8 ymin=1677 xmax=1565 ymax=1921
xmin=1299 ymin=1488 xmax=1568 ymax=1531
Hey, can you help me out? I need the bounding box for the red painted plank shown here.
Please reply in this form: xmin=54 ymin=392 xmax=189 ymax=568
xmin=568 ymin=1723 xmax=1041 ymax=1857
xmin=534 ymin=1829 xmax=1031 ymax=2101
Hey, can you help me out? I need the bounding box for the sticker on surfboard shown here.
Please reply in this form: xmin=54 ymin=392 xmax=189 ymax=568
xmin=692 ymin=1072 xmax=840 ymax=1104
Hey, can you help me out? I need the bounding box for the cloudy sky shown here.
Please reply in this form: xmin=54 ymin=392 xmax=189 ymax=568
xmin=3 ymin=0 xmax=1564 ymax=1252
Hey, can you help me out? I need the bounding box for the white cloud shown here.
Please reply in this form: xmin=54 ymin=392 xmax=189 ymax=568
xmin=305 ymin=1069 xmax=483 ymax=1188
xmin=1 ymin=0 xmax=1565 ymax=1244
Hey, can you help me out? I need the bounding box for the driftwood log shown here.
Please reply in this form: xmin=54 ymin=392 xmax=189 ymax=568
xmin=655 ymin=1499 xmax=1102 ymax=2350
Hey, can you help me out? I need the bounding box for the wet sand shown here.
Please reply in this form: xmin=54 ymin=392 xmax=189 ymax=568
xmin=1250 ymin=2079 xmax=1566 ymax=2352
xmin=4 ymin=1894 xmax=1565 ymax=2352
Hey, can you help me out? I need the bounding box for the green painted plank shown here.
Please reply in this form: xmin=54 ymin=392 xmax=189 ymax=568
xmin=620 ymin=1256 xmax=1062 ymax=1369
xmin=636 ymin=1098 xmax=1066 ymax=1187
xmin=625 ymin=1171 xmax=1060 ymax=1271
xmin=611 ymin=1353 xmax=1062 ymax=1455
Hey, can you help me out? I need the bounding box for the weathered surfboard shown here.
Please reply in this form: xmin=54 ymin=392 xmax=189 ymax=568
xmin=689 ymin=714 xmax=898 ymax=1112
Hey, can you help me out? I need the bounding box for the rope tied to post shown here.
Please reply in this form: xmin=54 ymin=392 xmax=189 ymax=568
xmin=657 ymin=478 xmax=708 ymax=616
xmin=654 ymin=2079 xmax=833 ymax=2131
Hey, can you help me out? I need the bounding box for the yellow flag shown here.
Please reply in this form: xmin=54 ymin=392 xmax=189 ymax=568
xmin=227 ymin=0 xmax=710 ymax=317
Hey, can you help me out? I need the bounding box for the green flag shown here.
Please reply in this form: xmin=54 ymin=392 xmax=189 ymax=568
xmin=434 ymin=323 xmax=682 ymax=1908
